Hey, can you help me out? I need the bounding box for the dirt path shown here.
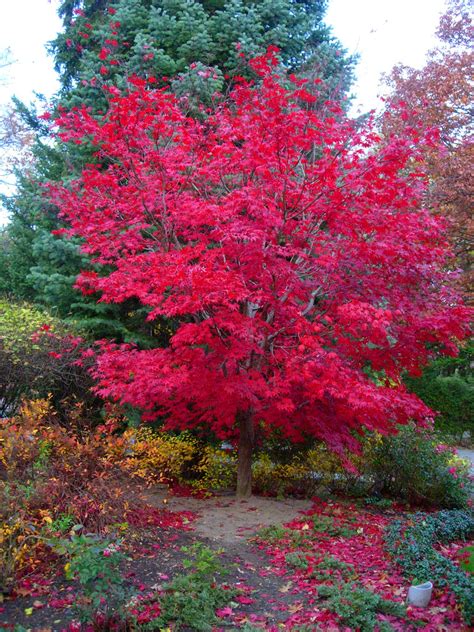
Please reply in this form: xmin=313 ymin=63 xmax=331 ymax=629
xmin=142 ymin=489 xmax=313 ymax=626
xmin=145 ymin=488 xmax=313 ymax=543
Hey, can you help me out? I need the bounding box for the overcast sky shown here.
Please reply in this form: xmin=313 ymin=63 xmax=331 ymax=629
xmin=0 ymin=0 xmax=447 ymax=223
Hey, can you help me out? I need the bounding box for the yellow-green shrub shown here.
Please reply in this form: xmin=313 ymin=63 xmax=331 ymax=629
xmin=0 ymin=517 xmax=36 ymax=594
xmin=116 ymin=428 xmax=199 ymax=485
xmin=0 ymin=300 xmax=62 ymax=355
xmin=252 ymin=453 xmax=309 ymax=496
xmin=0 ymin=300 xmax=96 ymax=419
xmin=193 ymin=446 xmax=237 ymax=491
xmin=105 ymin=430 xmax=237 ymax=492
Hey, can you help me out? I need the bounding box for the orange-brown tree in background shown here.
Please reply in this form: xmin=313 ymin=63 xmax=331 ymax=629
xmin=383 ymin=0 xmax=473 ymax=301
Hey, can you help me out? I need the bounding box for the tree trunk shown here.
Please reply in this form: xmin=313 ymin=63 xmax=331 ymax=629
xmin=236 ymin=410 xmax=255 ymax=498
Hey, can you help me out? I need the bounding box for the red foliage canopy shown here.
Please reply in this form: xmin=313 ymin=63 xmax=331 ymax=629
xmin=50 ymin=53 xmax=470 ymax=492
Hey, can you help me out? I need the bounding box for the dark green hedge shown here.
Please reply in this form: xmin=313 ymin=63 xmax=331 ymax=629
xmin=405 ymin=344 xmax=473 ymax=440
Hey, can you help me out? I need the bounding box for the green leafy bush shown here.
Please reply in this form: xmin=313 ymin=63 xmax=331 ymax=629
xmin=385 ymin=510 xmax=474 ymax=625
xmin=48 ymin=530 xmax=129 ymax=626
xmin=364 ymin=425 xmax=473 ymax=508
xmin=256 ymin=425 xmax=472 ymax=508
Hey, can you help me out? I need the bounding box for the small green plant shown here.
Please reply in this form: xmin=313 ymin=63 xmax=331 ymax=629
xmin=48 ymin=513 xmax=75 ymax=534
xmin=138 ymin=543 xmax=234 ymax=631
xmin=311 ymin=514 xmax=356 ymax=538
xmin=48 ymin=529 xmax=129 ymax=625
xmin=364 ymin=496 xmax=393 ymax=510
xmin=257 ymin=524 xmax=307 ymax=548
xmin=458 ymin=545 xmax=474 ymax=575
xmin=257 ymin=524 xmax=290 ymax=542
xmin=317 ymin=582 xmax=407 ymax=631
xmin=310 ymin=555 xmax=355 ymax=582
xmin=285 ymin=551 xmax=310 ymax=570
xmin=33 ymin=440 xmax=52 ymax=472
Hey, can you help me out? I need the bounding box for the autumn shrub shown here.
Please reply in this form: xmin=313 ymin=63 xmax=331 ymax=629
xmin=0 ymin=510 xmax=37 ymax=595
xmin=122 ymin=425 xmax=472 ymax=508
xmin=0 ymin=398 xmax=138 ymax=592
xmin=101 ymin=420 xmax=471 ymax=508
xmin=104 ymin=427 xmax=237 ymax=493
xmin=247 ymin=440 xmax=351 ymax=497
xmin=193 ymin=444 xmax=237 ymax=491
xmin=254 ymin=438 xmax=363 ymax=497
xmin=124 ymin=437 xmax=339 ymax=497
xmin=0 ymin=399 xmax=54 ymax=592
xmin=252 ymin=453 xmax=309 ymax=497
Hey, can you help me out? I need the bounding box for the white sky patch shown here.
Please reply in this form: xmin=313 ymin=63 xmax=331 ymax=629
xmin=0 ymin=0 xmax=61 ymax=105
xmin=0 ymin=0 xmax=447 ymax=224
xmin=326 ymin=0 xmax=446 ymax=115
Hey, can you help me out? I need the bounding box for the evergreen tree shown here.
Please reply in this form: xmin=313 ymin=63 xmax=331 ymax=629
xmin=1 ymin=0 xmax=355 ymax=341
xmin=52 ymin=1 xmax=353 ymax=104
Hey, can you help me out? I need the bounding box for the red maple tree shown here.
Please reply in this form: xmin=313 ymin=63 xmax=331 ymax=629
xmin=50 ymin=53 xmax=470 ymax=496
